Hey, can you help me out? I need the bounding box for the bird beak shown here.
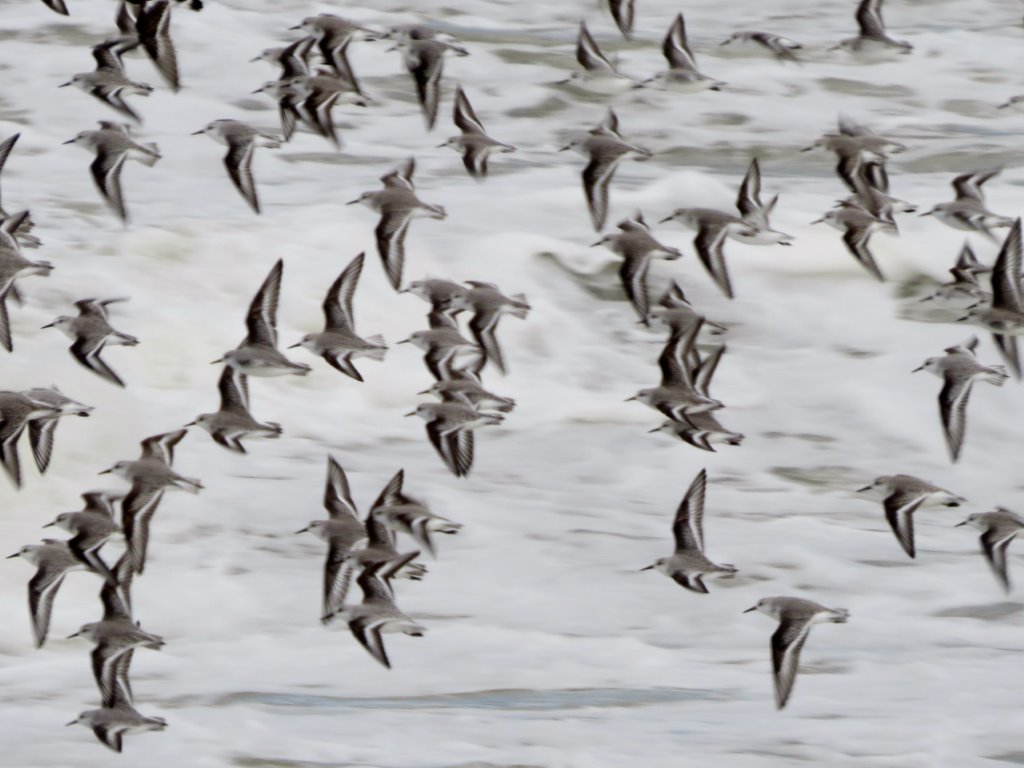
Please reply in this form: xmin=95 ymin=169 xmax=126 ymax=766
xmin=416 ymin=389 xmax=431 ymax=395
xmin=294 ymin=526 xmax=309 ymax=534
xmin=810 ymin=217 xmax=825 ymax=225
xmin=190 ymin=130 xmax=205 ymax=135
xmin=287 ymin=342 xmax=301 ymax=348
xmin=743 ymin=606 xmax=758 ymax=613
xmin=42 ymin=521 xmax=55 ymax=528
xmin=288 ymin=23 xmax=302 ymax=29
xmin=40 ymin=322 xmax=55 ymax=329
xmin=210 ymin=357 xmax=224 ymax=364
xmin=61 ymin=139 xmax=76 ymax=145
xmin=624 ymin=396 xmax=637 ymax=402
xmin=589 ymin=240 xmax=603 ymax=247
xmin=658 ymin=215 xmax=674 ymax=223
xmin=65 ymin=631 xmax=80 ymax=639
xmin=955 ymin=521 xmax=967 ymax=527
xmin=557 ymin=144 xmax=572 ymax=152
xmin=919 ymin=210 xmax=933 ymax=217
xmin=396 ymin=339 xmax=410 ymax=344
xmin=183 ymin=421 xmax=196 ymax=427
xmin=98 ymin=468 xmax=112 ymax=475
xmin=59 ymin=81 xmax=72 ymax=88
xmin=911 ymin=365 xmax=925 ymax=373
xmin=65 ymin=719 xmax=77 ymax=726
xmin=403 ymin=411 xmax=417 ymax=417
xmin=435 ymin=142 xmax=447 ymax=149
xmin=345 ymin=198 xmax=360 ymax=205
xmin=647 ymin=426 xmax=661 ymax=433
xmin=5 ymin=553 xmax=20 ymax=559
xmin=639 ymin=565 xmax=654 ymax=571
xmin=956 ymin=316 xmax=969 ymax=322
xmin=856 ymin=485 xmax=871 ymax=492
xmin=251 ymin=87 xmax=265 ymax=94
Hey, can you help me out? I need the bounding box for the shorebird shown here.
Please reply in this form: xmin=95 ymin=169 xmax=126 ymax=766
xmin=921 ymin=170 xmax=1014 ymax=241
xmin=812 ymin=202 xmax=896 ymax=282
xmin=856 ymin=475 xmax=966 ymax=558
xmin=913 ymin=336 xmax=1009 ymax=462
xmin=560 ymin=109 xmax=651 ymax=231
xmin=21 ymin=386 xmax=92 ymax=475
xmin=396 ymin=36 xmax=469 ymax=130
xmin=191 ymin=119 xmax=281 ymax=214
xmin=398 ymin=327 xmax=481 ymax=381
xmin=185 ymin=366 xmax=281 ymax=453
xmin=744 ymin=597 xmax=849 ymax=709
xmin=956 ymin=509 xmax=1024 ymax=593
xmin=835 ymin=0 xmax=912 ymax=55
xmin=641 ymin=468 xmax=737 ymax=592
xmin=289 ymin=252 xmax=387 ymax=380
xmin=67 ymin=579 xmax=164 ymax=708
xmin=60 ymin=40 xmax=153 ymax=123
xmin=639 ymin=13 xmax=724 ymax=92
xmin=438 ymin=86 xmax=515 ymax=179
xmin=419 ymin=371 xmax=515 ymax=413
xmin=295 ymin=456 xmax=370 ymax=621
xmin=44 ymin=490 xmax=122 ymax=582
xmin=43 ymin=298 xmax=139 ymax=387
xmin=326 ymin=559 xmax=426 ymax=669
xmin=66 ymin=684 xmax=167 ymax=753
xmin=63 ymin=122 xmax=161 ymax=222
xmin=7 ymin=539 xmax=87 ymax=647
xmin=213 ymin=259 xmax=311 ymax=377
xmin=592 ymin=212 xmax=682 ymax=325
xmin=734 ymin=158 xmax=794 ymax=245
xmin=370 ymin=469 xmax=462 ymax=557
xmin=347 ymin=158 xmax=447 ymax=290
xmin=447 ymin=281 xmax=529 ymax=375
xmin=289 ymin=13 xmax=379 ymax=95
xmin=660 ymin=208 xmax=758 ymax=298
xmin=99 ymin=430 xmax=202 ymax=573
xmin=405 ymin=402 xmax=502 ymax=478
xmin=561 ymin=22 xmax=635 ymax=92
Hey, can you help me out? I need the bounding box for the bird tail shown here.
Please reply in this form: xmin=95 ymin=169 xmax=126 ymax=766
xmin=986 ymin=366 xmax=1010 ymax=386
xmin=509 ymin=294 xmax=531 ymax=319
xmin=828 ymin=608 xmax=850 ymax=623
xmin=138 ymin=143 xmax=161 ymax=166
xmin=364 ymin=335 xmax=388 ymax=360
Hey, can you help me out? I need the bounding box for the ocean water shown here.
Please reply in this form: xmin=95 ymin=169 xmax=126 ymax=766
xmin=1 ymin=0 xmax=1023 ymax=765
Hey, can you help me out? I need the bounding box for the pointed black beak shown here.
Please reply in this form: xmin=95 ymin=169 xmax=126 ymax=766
xmin=742 ymin=606 xmax=758 ymax=613
xmin=856 ymin=485 xmax=871 ymax=493
xmin=191 ymin=130 xmax=205 ymax=135
xmin=5 ymin=552 xmax=20 ymax=559
xmin=294 ymin=526 xmax=310 ymax=534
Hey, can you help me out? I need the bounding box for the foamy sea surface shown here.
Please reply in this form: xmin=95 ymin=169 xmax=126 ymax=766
xmin=1 ymin=0 xmax=1024 ymax=765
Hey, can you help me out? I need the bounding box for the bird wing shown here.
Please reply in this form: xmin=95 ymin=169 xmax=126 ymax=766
xmin=374 ymin=211 xmax=411 ymax=291
xmin=323 ymin=252 xmax=363 ymax=331
xmin=90 ymin=151 xmax=129 ymax=223
xmin=71 ymin=336 xmax=125 ymax=388
xmin=244 ymin=259 xmax=283 ymax=347
xmin=349 ymin=617 xmax=391 ymax=668
xmin=324 ymin=456 xmax=359 ymax=521
xmin=882 ymin=490 xmax=927 ymax=558
xmin=938 ymin=373 xmax=973 ymax=463
xmin=694 ymin=224 xmax=735 ymax=299
xmin=672 ymin=468 xmax=707 ymax=552
xmin=27 ymin=417 xmax=57 ymax=474
xmin=771 ymin=617 xmax=813 ymax=709
xmin=224 ymin=139 xmax=259 ymax=214
xmin=618 ymin=254 xmax=652 ymax=325
xmin=453 ymin=85 xmax=485 ymax=134
xmin=662 ymin=14 xmax=698 ymax=72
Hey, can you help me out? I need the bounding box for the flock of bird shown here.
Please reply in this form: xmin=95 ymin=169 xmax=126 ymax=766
xmin=1 ymin=0 xmax=1023 ymax=753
